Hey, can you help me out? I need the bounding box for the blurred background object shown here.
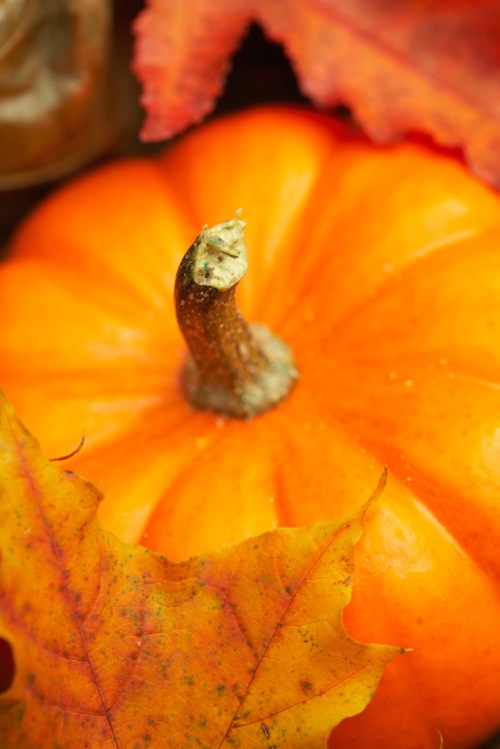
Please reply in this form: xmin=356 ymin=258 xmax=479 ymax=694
xmin=0 ymin=0 xmax=113 ymax=188
xmin=0 ymin=0 xmax=120 ymax=240
xmin=0 ymin=0 xmax=306 ymax=244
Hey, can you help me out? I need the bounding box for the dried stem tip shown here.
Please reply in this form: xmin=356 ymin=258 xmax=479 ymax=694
xmin=175 ymin=213 xmax=298 ymax=418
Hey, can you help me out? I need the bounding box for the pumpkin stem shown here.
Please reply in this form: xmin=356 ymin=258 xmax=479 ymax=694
xmin=175 ymin=212 xmax=298 ymax=418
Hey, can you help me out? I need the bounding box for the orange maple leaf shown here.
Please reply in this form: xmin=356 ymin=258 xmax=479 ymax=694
xmin=133 ymin=0 xmax=500 ymax=186
xmin=0 ymin=390 xmax=399 ymax=749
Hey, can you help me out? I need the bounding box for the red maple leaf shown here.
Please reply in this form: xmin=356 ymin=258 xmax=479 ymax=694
xmin=133 ymin=0 xmax=500 ymax=185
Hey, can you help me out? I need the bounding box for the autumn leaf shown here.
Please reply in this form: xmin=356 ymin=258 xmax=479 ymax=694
xmin=0 ymin=389 xmax=399 ymax=749
xmin=133 ymin=0 xmax=500 ymax=186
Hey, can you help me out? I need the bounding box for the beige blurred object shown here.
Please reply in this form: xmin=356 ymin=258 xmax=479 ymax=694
xmin=0 ymin=0 xmax=114 ymax=188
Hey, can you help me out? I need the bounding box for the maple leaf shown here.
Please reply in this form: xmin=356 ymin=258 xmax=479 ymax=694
xmin=0 ymin=389 xmax=398 ymax=749
xmin=133 ymin=0 xmax=500 ymax=186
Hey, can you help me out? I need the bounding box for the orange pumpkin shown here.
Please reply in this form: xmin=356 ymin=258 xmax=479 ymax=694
xmin=2 ymin=106 xmax=500 ymax=749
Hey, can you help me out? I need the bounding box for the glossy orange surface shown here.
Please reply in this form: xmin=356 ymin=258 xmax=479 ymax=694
xmin=2 ymin=107 xmax=500 ymax=748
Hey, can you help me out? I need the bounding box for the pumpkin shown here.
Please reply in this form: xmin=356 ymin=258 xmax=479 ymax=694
xmin=2 ymin=106 xmax=500 ymax=749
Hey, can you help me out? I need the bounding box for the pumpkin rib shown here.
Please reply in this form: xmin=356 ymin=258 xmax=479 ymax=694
xmin=8 ymin=159 xmax=198 ymax=313
xmin=141 ymin=417 xmax=284 ymax=559
xmin=341 ymin=490 xmax=500 ymax=747
xmin=0 ymin=258 xmax=184 ymax=371
xmin=264 ymin=387 xmax=388 ymax=529
xmin=269 ymin=384 xmax=483 ymax=584
xmin=335 ymin=414 xmax=500 ymax=583
xmin=140 ymin=423 xmax=229 ymax=551
xmin=333 ymin=665 xmax=443 ymax=749
xmin=268 ymin=129 xmax=500 ymax=342
xmin=329 ymin=228 xmax=500 ymax=350
xmin=95 ymin=405 xmax=224 ymax=545
xmin=315 ymin=359 xmax=500 ymax=548
xmin=0 ymin=259 xmax=145 ymax=335
xmin=281 ymin=226 xmax=500 ymax=351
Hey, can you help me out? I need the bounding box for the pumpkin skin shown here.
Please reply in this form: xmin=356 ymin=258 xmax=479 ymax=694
xmin=2 ymin=106 xmax=500 ymax=749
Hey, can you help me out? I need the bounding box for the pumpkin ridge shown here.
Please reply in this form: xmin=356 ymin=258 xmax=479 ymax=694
xmin=138 ymin=423 xmax=236 ymax=557
xmin=336 ymin=421 xmax=500 ymax=583
xmin=283 ymin=228 xmax=496 ymax=351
